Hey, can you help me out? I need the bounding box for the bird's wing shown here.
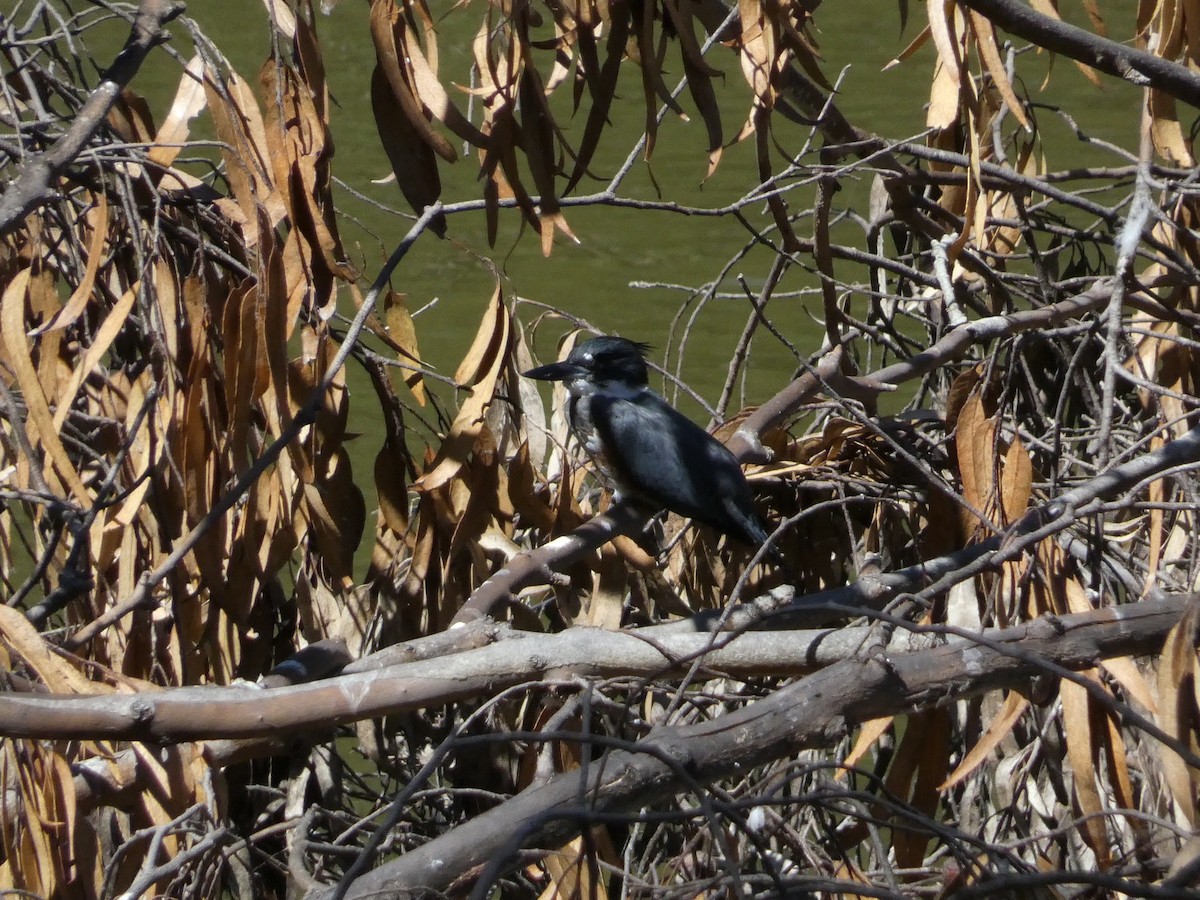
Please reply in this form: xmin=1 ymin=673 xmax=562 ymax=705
xmin=590 ymin=391 xmax=754 ymax=530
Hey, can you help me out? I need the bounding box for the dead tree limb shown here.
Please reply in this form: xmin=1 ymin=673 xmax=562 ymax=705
xmin=326 ymin=594 xmax=1193 ymax=899
xmin=960 ymin=0 xmax=1200 ymax=108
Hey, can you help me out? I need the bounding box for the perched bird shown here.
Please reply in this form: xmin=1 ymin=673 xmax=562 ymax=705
xmin=523 ymin=335 xmax=781 ymax=564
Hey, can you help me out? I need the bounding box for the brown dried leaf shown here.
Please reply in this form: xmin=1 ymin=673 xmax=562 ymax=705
xmin=676 ymin=21 xmax=724 ymax=180
xmin=1150 ymin=90 xmax=1196 ymax=166
xmin=400 ymin=14 xmax=487 ymax=148
xmin=966 ymin=9 xmax=1031 ymax=130
xmin=3 ymin=739 xmax=75 ymax=895
xmin=505 ymin=442 xmax=555 ymax=533
xmin=955 ymin=391 xmax=995 ymax=537
xmin=371 ymin=64 xmax=446 ymax=232
xmin=839 ymin=716 xmax=893 ymax=778
xmin=52 ymin=281 xmax=137 ymax=433
xmin=927 ymin=54 xmax=960 ymax=131
xmin=204 ymin=65 xmax=286 ymax=231
xmin=926 ymin=0 xmax=962 ymax=130
xmin=0 ymin=606 xmax=97 ymax=693
xmin=415 ymin=286 xmax=511 ymax=492
xmin=1029 ymin=0 xmax=1102 ymax=84
xmin=890 ymin=709 xmax=949 ymax=870
xmin=304 ymin=451 xmax=366 ymax=590
xmin=32 ymin=191 xmax=108 ymax=335
xmin=148 ymin=55 xmax=207 ymax=170
xmin=773 ymin=1 xmax=833 ymax=91
xmin=261 ymin=58 xmax=350 ymax=281
xmin=262 ymin=233 xmax=297 ymax=438
xmin=1186 ymin=0 xmax=1200 ymax=66
xmin=663 ymin=0 xmax=723 ymax=78
xmin=755 ymin=108 xmax=800 ymax=251
xmin=1156 ymin=600 xmax=1200 ymax=826
xmin=1101 ymin=703 xmax=1137 ymax=816
xmin=259 ymin=0 xmax=297 ymax=38
xmin=588 ymin=545 xmax=627 ymax=629
xmin=631 ymin=0 xmax=686 ymax=125
xmin=739 ymin=0 xmax=776 ymax=109
xmin=471 ymin=23 xmax=542 ymax=236
xmin=516 ymin=65 xmax=574 ymax=256
xmin=1082 ymin=0 xmax=1107 ymax=35
xmin=539 ymin=835 xmax=614 ymax=900
xmin=883 ymin=23 xmax=931 ymax=70
xmin=1061 ymin=572 xmax=1092 ymax=615
xmin=1061 ymin=673 xmax=1112 ymax=864
xmin=370 ymin=0 xmax=456 ymax=162
xmin=944 ymin=363 xmax=983 ymax=433
xmin=383 ymin=290 xmax=427 ymax=405
xmin=999 ymin=434 xmax=1032 ymax=525
xmin=376 ymin=428 xmax=411 ymax=537
xmin=1151 ymin=0 xmax=1184 ymax=60
xmin=565 ymin=0 xmax=629 ymax=193
xmin=1146 ymin=431 xmax=1166 ymax=595
xmin=940 ymin=690 xmax=1028 ymax=790
xmin=107 ymin=89 xmax=156 ymax=145
xmin=1101 ymin=654 xmax=1157 ymax=715
xmin=221 ymin=279 xmax=257 ymax=472
xmin=1 ymin=269 xmax=88 ymax=501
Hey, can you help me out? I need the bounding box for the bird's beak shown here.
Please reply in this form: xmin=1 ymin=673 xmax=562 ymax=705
xmin=522 ymin=361 xmax=586 ymax=382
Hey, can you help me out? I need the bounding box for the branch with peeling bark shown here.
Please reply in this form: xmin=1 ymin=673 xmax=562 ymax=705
xmin=4 ymin=593 xmax=1195 ymax=895
xmin=322 ymin=595 xmax=1194 ymax=899
xmin=0 ymin=611 xmax=961 ymax=742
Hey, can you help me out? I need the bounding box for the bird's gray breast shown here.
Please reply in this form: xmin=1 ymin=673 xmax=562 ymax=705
xmin=569 ymin=394 xmax=601 ymax=455
xmin=568 ymin=388 xmax=635 ymax=488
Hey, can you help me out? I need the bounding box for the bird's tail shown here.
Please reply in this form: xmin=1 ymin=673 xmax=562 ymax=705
xmin=738 ymin=514 xmax=788 ymax=570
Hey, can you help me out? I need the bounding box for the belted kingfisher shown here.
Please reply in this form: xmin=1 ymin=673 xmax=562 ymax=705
xmin=523 ymin=335 xmax=781 ymax=564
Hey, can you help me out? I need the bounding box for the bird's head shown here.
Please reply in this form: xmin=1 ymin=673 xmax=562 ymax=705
xmin=523 ymin=336 xmax=651 ymax=395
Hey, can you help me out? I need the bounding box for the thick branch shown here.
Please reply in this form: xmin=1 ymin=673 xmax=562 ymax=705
xmin=960 ymin=0 xmax=1200 ymax=108
xmin=329 ymin=595 xmax=1192 ymax=899
xmin=0 ymin=618 xmax=940 ymax=742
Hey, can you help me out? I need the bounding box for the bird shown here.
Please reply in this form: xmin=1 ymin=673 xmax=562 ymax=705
xmin=523 ymin=335 xmax=782 ymax=565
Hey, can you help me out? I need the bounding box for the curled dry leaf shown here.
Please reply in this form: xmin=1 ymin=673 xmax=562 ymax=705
xmin=372 ymin=62 xmax=446 ymax=232
xmin=370 ymin=0 xmax=456 ymax=163
xmin=204 ymin=64 xmax=288 ymax=236
xmin=564 ymin=1 xmax=630 ymax=194
xmin=1028 ymin=0 xmax=1102 ymax=85
xmin=939 ymin=689 xmax=1030 ymax=791
xmin=1 ymin=269 xmax=89 ymax=502
xmin=148 ymin=54 xmax=207 ymax=171
xmin=966 ymin=9 xmax=1031 ymax=131
xmin=1156 ymin=599 xmax=1200 ymax=827
xmin=32 ymin=191 xmax=108 ymax=336
xmin=382 ymin=289 xmax=428 ymax=406
xmin=1062 ymin=673 xmax=1114 ymax=866
xmin=414 ymin=286 xmax=511 ymax=493
xmin=926 ymin=0 xmax=964 ymax=130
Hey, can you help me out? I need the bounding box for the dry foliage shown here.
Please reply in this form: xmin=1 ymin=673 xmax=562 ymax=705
xmin=2 ymin=0 xmax=1200 ymax=897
